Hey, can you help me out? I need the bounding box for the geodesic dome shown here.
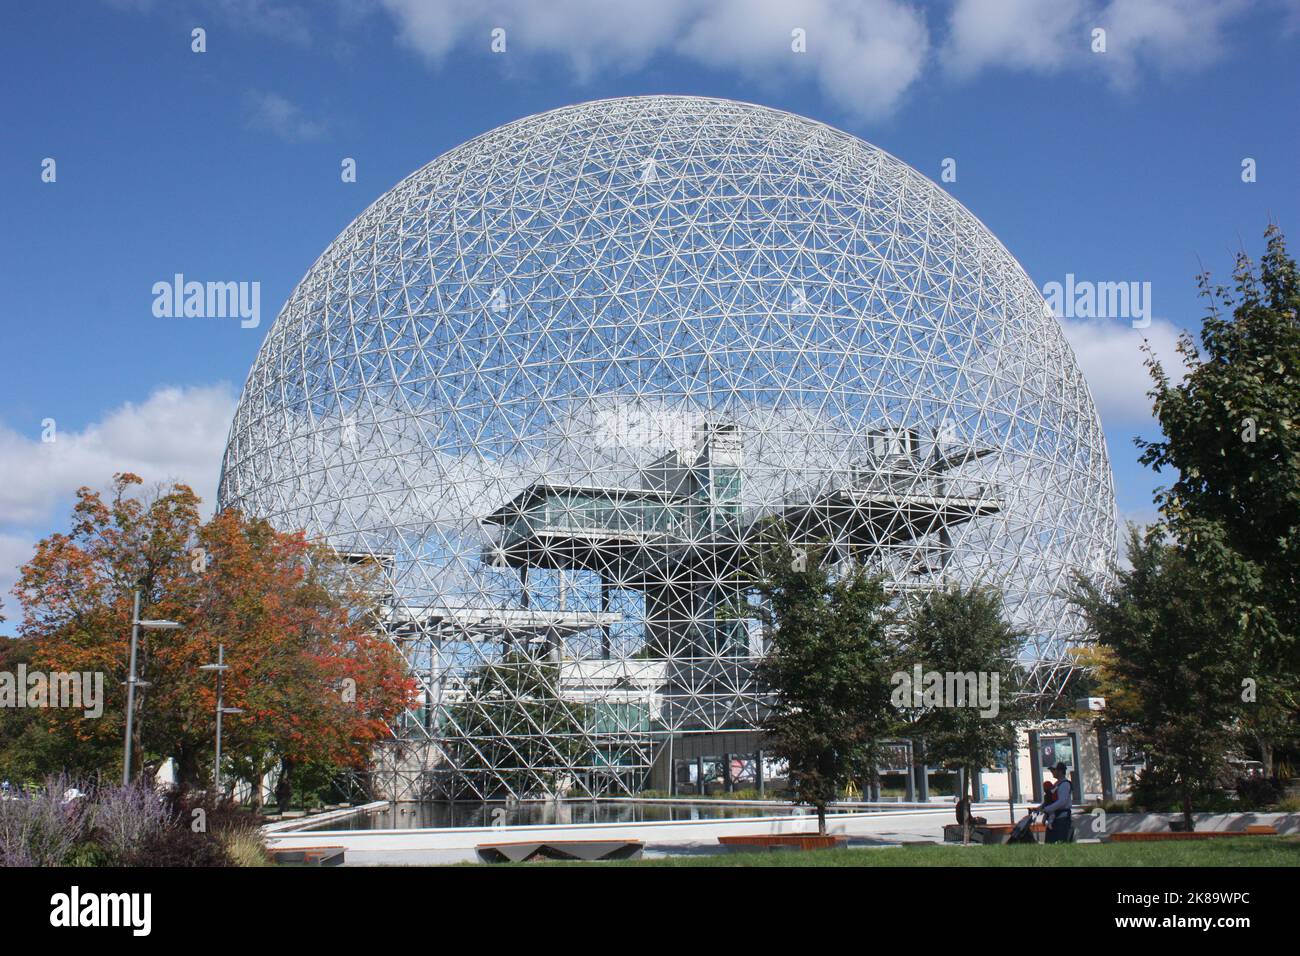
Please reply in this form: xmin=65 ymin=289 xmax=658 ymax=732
xmin=218 ymin=95 xmax=1116 ymax=799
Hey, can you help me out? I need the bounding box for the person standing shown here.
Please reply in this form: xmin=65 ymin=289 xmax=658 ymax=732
xmin=1039 ymin=761 xmax=1073 ymax=843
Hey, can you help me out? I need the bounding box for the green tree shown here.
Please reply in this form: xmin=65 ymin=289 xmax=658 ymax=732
xmin=1074 ymin=525 xmax=1259 ymax=831
xmin=443 ymin=652 xmax=592 ymax=799
xmin=1136 ymin=225 xmax=1299 ymax=775
xmin=1137 ymin=226 xmax=1299 ymax=646
xmin=899 ymin=583 xmax=1026 ymax=843
xmin=748 ymin=537 xmax=899 ymax=835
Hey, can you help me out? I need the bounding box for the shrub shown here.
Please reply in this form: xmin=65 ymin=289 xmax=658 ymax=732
xmin=0 ymin=778 xmax=269 ymax=867
xmin=1126 ymin=767 xmax=1229 ymax=812
xmin=223 ymin=827 xmax=271 ymax=867
xmin=123 ymin=825 xmax=234 ymax=867
xmin=1235 ymin=775 xmax=1284 ymax=808
xmin=151 ymin=789 xmax=267 ymax=867
xmin=0 ymin=775 xmax=89 ymax=866
xmin=88 ymin=780 xmax=176 ymax=863
xmin=65 ymin=841 xmax=115 ymax=867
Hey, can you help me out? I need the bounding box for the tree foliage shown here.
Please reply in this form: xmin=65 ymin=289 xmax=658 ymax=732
xmin=748 ymin=535 xmax=899 ymax=834
xmin=1070 ymin=228 xmax=1300 ymax=818
xmin=443 ymin=652 xmax=592 ymax=799
xmin=900 ymin=582 xmax=1026 ymax=837
xmin=1131 ymin=224 xmax=1300 ymax=779
xmin=1074 ymin=525 xmax=1257 ymax=830
xmin=1137 ymin=224 xmax=1300 ymax=671
xmin=10 ymin=473 xmax=414 ymax=802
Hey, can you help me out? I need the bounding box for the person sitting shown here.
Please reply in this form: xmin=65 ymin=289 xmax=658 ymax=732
xmin=1038 ymin=761 xmax=1073 ymax=843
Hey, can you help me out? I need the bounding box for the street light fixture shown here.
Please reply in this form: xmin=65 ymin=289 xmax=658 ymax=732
xmin=200 ymin=644 xmax=243 ymax=796
xmin=122 ymin=590 xmax=182 ymax=786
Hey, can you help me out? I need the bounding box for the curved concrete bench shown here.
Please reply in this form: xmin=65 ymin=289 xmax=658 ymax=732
xmin=477 ymin=839 xmax=644 ymax=863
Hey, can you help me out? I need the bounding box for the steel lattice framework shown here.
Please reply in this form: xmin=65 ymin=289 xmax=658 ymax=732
xmin=218 ymin=95 xmax=1116 ymax=800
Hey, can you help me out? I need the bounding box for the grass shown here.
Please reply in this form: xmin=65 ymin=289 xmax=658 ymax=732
xmin=223 ymin=828 xmax=272 ymax=867
xmin=514 ymin=836 xmax=1300 ymax=867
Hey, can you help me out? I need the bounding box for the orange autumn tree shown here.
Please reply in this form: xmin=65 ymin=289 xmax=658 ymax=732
xmin=14 ymin=474 xmax=199 ymax=776
xmin=14 ymin=473 xmax=414 ymax=801
xmin=173 ymin=507 xmax=415 ymax=807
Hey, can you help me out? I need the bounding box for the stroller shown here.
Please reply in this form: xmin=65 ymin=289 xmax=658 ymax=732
xmin=1007 ymin=808 xmax=1043 ymax=844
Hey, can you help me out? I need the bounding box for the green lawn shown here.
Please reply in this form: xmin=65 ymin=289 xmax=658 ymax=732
xmin=519 ymin=836 xmax=1300 ymax=867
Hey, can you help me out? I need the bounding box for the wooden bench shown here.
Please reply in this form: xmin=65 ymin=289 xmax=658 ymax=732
xmin=476 ymin=839 xmax=644 ymax=863
xmin=718 ymin=833 xmax=847 ymax=852
xmin=1110 ymin=826 xmax=1277 ymax=842
xmin=944 ymin=822 xmax=1044 ymax=844
xmin=269 ymin=845 xmax=346 ymax=866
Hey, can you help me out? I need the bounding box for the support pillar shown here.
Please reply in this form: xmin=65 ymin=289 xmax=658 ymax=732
xmin=1098 ymin=725 xmax=1116 ymax=802
xmin=1028 ymin=730 xmax=1042 ymax=802
xmin=903 ymin=742 xmax=915 ymax=803
xmin=1008 ymin=739 xmax=1022 ymax=803
xmin=913 ymin=740 xmax=930 ymax=803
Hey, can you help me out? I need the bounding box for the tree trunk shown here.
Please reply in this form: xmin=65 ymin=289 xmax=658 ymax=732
xmin=175 ymin=743 xmax=202 ymax=792
xmin=276 ymin=757 xmax=294 ymax=813
xmin=1258 ymin=738 xmax=1275 ymax=779
xmin=248 ymin=766 xmax=267 ymax=811
xmin=1181 ymin=788 xmax=1195 ymax=833
xmin=962 ymin=764 xmax=975 ymax=845
xmin=816 ymin=804 xmax=826 ymax=836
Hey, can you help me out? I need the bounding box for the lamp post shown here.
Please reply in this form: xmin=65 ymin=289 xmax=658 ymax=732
xmin=200 ymin=644 xmax=243 ymax=796
xmin=122 ymin=590 xmax=182 ymax=786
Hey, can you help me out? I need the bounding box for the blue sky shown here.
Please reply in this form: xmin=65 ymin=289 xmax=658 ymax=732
xmin=1 ymin=0 xmax=1297 ymax=631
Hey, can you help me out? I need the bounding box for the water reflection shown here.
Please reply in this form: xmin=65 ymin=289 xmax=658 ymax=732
xmin=305 ymin=800 xmax=869 ymax=831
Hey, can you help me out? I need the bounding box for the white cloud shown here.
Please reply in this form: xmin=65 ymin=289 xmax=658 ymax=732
xmin=943 ymin=0 xmax=1255 ymax=88
xmin=0 ymin=384 xmax=237 ymax=609
xmin=1059 ymin=316 xmax=1187 ymax=428
xmin=379 ymin=0 xmax=929 ymax=120
xmin=944 ymin=0 xmax=1089 ymax=77
xmin=105 ymin=0 xmax=1271 ymax=120
xmin=248 ymin=91 xmax=328 ymax=142
xmin=677 ymin=0 xmax=929 ymax=120
xmin=0 ymin=533 xmax=36 ymax=621
xmin=1099 ymin=0 xmax=1251 ymax=87
xmin=0 ymin=383 xmax=236 ymax=524
xmin=373 ymin=0 xmax=1270 ymax=119
xmin=380 ymin=0 xmax=694 ymax=75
